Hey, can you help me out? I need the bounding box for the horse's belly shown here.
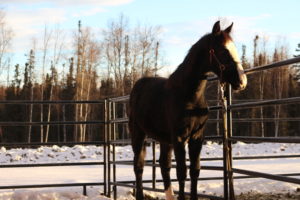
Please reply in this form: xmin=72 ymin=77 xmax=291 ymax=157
xmin=146 ymin=130 xmax=172 ymax=143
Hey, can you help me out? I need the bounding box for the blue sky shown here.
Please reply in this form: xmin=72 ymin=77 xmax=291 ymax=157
xmin=2 ymin=0 xmax=300 ymax=75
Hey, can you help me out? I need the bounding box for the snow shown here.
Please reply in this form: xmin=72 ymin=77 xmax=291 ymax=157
xmin=0 ymin=142 xmax=299 ymax=199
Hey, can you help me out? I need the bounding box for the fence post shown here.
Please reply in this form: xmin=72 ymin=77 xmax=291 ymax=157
xmin=225 ymin=84 xmax=235 ymax=200
xmin=112 ymin=102 xmax=117 ymax=200
xmin=107 ymin=100 xmax=112 ymax=198
xmin=104 ymin=99 xmax=108 ymax=196
xmin=222 ymin=83 xmax=235 ymax=200
xmin=222 ymin=85 xmax=229 ymax=200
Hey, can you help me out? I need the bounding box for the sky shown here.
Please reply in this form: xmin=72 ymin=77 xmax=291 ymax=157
xmin=1 ymin=0 xmax=300 ymax=76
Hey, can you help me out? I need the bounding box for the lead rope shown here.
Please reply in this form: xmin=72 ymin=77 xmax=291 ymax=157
xmin=220 ymin=83 xmax=226 ymax=110
xmin=211 ymin=48 xmax=235 ymax=200
xmin=220 ymin=83 xmax=236 ymax=200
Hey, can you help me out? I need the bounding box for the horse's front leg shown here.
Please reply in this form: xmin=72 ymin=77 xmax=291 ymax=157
xmin=159 ymin=143 xmax=174 ymax=200
xmin=174 ymin=141 xmax=187 ymax=200
xmin=188 ymin=137 xmax=204 ymax=200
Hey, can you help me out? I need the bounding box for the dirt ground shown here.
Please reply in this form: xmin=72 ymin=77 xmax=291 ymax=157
xmin=235 ymin=191 xmax=300 ymax=200
xmin=143 ymin=190 xmax=300 ymax=200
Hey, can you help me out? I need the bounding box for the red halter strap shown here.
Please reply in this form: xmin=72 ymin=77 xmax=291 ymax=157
xmin=209 ymin=49 xmax=226 ymax=83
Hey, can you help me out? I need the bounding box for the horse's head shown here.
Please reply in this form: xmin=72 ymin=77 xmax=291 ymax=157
xmin=207 ymin=21 xmax=247 ymax=91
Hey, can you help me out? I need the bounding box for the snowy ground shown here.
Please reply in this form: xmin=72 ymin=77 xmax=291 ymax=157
xmin=0 ymin=142 xmax=300 ymax=199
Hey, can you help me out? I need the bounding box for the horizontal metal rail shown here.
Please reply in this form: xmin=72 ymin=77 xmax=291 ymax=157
xmin=229 ymin=97 xmax=300 ymax=110
xmin=244 ymin=56 xmax=300 ymax=75
xmin=0 ymin=162 xmax=104 ymax=168
xmin=108 ymin=136 xmax=223 ymax=145
xmin=0 ymin=100 xmax=105 ymax=104
xmin=110 ymin=117 xmax=300 ymax=124
xmin=232 ymin=168 xmax=300 ymax=185
xmin=207 ymin=56 xmax=300 ymax=81
xmin=230 ymin=136 xmax=300 ymax=143
xmin=0 ymin=182 xmax=104 ymax=189
xmin=0 ymin=141 xmax=105 ymax=147
xmin=0 ymin=120 xmax=105 ymax=126
xmin=211 ymin=118 xmax=300 ymax=122
xmin=109 ymin=118 xmax=128 ymax=124
xmin=0 ymin=182 xmax=104 ymax=196
xmin=2 ymin=115 xmax=298 ymax=126
xmin=111 ymin=154 xmax=300 ymax=166
xmin=114 ymin=172 xmax=300 ymax=184
xmin=206 ymin=105 xmax=224 ymax=111
xmin=108 ymin=95 xmax=129 ymax=102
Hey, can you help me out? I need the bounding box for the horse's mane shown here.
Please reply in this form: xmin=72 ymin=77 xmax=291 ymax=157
xmin=166 ymin=34 xmax=211 ymax=89
xmin=166 ymin=30 xmax=233 ymax=89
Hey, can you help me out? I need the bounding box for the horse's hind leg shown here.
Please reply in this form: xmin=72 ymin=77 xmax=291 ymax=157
xmin=131 ymin=126 xmax=146 ymax=200
xmin=159 ymin=143 xmax=174 ymax=200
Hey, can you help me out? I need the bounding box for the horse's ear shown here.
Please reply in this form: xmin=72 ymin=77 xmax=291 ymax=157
xmin=212 ymin=21 xmax=221 ymax=35
xmin=224 ymin=22 xmax=233 ymax=33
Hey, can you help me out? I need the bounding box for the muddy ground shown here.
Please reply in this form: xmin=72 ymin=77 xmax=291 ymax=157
xmin=143 ymin=190 xmax=300 ymax=200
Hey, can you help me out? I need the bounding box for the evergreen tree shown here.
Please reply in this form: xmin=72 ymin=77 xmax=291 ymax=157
xmin=59 ymin=58 xmax=76 ymax=142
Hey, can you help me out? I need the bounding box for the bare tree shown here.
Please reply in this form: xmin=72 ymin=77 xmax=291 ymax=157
xmin=0 ymin=10 xmax=13 ymax=76
xmin=26 ymin=48 xmax=36 ymax=143
xmin=102 ymin=14 xmax=129 ymax=96
xmin=43 ymin=25 xmax=64 ymax=143
xmin=82 ymin=36 xmax=100 ymax=141
xmin=102 ymin=15 xmax=163 ymax=97
xmin=258 ymin=36 xmax=268 ymax=137
xmin=74 ymin=21 xmax=101 ymax=142
xmin=250 ymin=35 xmax=260 ymax=137
xmin=101 ymin=15 xmax=163 ymax=140
xmin=253 ymin=35 xmax=259 ymax=67
xmin=272 ymin=45 xmax=289 ymax=137
xmin=40 ymin=25 xmax=52 ymax=142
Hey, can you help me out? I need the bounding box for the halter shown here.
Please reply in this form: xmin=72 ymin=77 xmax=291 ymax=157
xmin=209 ymin=49 xmax=226 ymax=82
xmin=209 ymin=49 xmax=227 ymax=107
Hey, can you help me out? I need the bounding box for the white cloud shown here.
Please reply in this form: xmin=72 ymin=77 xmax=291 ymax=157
xmin=58 ymin=0 xmax=134 ymax=6
xmin=207 ymin=14 xmax=271 ymax=43
xmin=1 ymin=0 xmax=134 ymax=6
xmin=161 ymin=14 xmax=280 ymax=67
xmin=5 ymin=7 xmax=67 ymax=54
xmin=290 ymin=32 xmax=300 ymax=40
xmin=6 ymin=8 xmax=66 ymax=32
xmin=2 ymin=0 xmax=134 ymax=50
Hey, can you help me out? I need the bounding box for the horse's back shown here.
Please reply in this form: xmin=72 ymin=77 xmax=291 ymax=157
xmin=130 ymin=77 xmax=167 ymax=103
xmin=129 ymin=77 xmax=167 ymax=117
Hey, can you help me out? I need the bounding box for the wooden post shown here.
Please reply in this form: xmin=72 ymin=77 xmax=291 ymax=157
xmin=222 ymin=86 xmax=229 ymax=200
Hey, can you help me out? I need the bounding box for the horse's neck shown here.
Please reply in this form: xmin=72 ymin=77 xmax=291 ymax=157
xmin=185 ymin=77 xmax=207 ymax=107
xmin=167 ymin=61 xmax=208 ymax=107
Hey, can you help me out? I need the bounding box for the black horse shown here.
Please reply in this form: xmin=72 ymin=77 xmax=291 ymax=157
xmin=128 ymin=21 xmax=247 ymax=200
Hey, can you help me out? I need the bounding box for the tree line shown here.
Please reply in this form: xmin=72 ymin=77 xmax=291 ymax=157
xmin=0 ymin=12 xmax=299 ymax=143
